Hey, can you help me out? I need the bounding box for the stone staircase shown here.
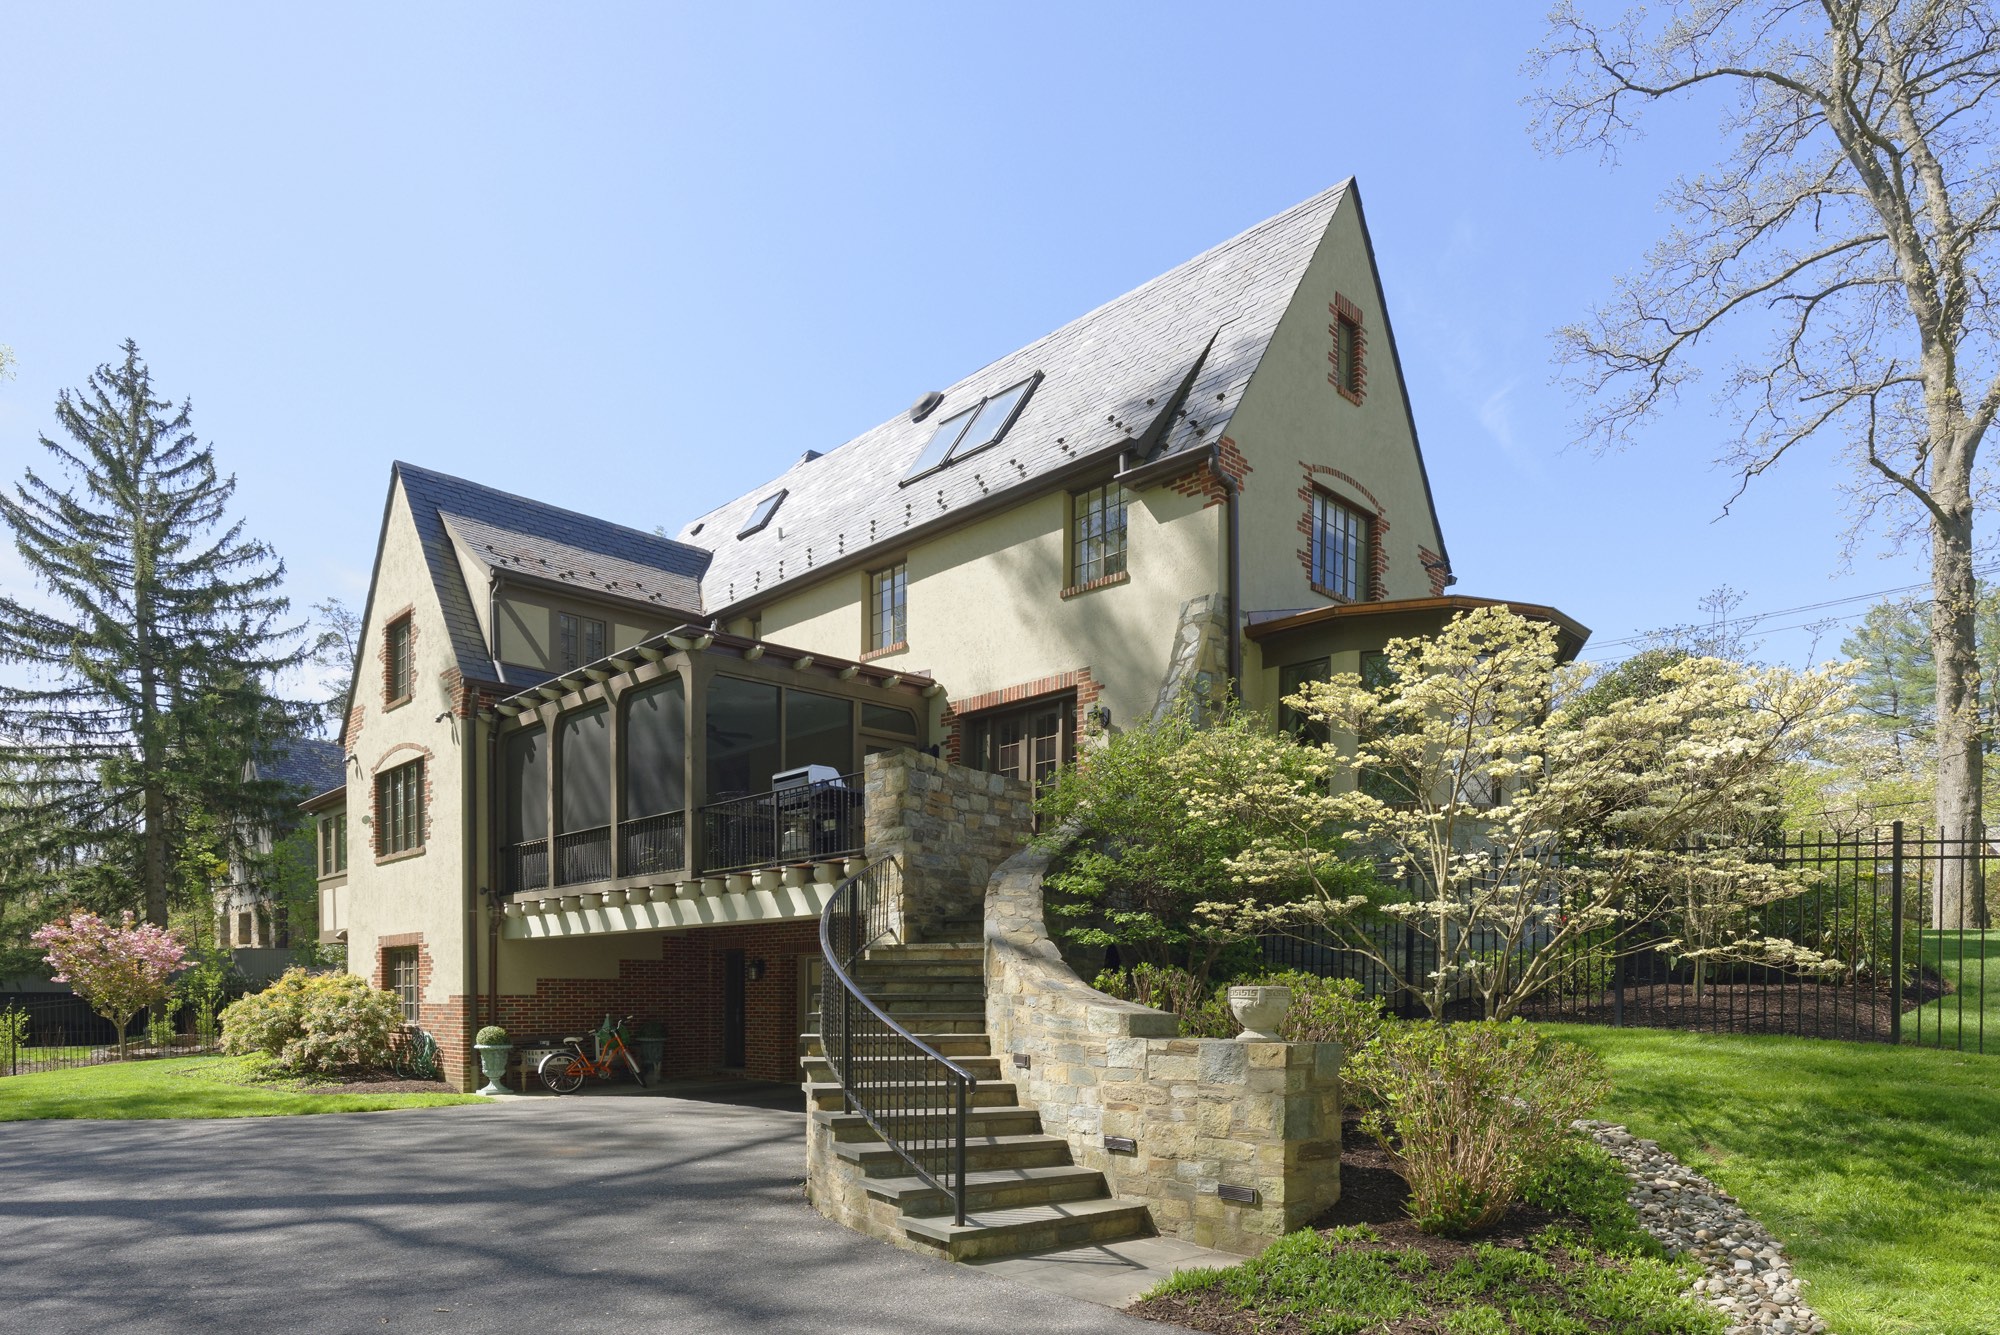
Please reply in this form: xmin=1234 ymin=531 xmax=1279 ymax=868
xmin=801 ymin=940 xmax=1154 ymax=1260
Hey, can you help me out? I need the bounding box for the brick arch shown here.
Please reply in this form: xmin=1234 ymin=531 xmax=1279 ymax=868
xmin=367 ymin=742 xmax=436 ymax=860
xmin=1298 ymin=463 xmax=1389 ymax=600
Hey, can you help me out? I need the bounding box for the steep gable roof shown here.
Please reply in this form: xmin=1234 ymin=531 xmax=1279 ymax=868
xmin=251 ymin=736 xmax=345 ymax=797
xmin=440 ymin=512 xmax=705 ymax=614
xmin=677 ymin=182 xmax=1354 ymax=611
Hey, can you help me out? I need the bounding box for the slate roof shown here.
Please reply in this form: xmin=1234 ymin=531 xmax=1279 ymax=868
xmin=252 ymin=737 xmax=345 ymax=798
xmin=676 ymin=182 xmax=1354 ymax=611
xmin=393 ymin=463 xmax=711 ymax=689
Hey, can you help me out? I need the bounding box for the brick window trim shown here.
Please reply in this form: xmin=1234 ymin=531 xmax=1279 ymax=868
xmin=379 ymin=607 xmax=417 ymax=712
xmin=1418 ymin=545 xmax=1452 ymax=598
xmin=1165 ymin=436 xmax=1254 ymax=510
xmin=1329 ymin=293 xmax=1368 ymax=406
xmin=941 ymin=667 xmax=1102 ymax=768
xmin=859 ymin=641 xmax=909 ymax=662
xmin=373 ymin=936 xmax=431 ymax=1023
xmin=1297 ymin=465 xmax=1389 ymax=602
xmin=1060 ymin=570 xmax=1131 ymax=600
xmin=369 ymin=743 xmax=435 ymax=863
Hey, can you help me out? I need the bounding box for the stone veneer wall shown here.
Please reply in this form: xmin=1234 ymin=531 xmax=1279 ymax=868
xmin=985 ymin=842 xmax=1342 ymax=1255
xmin=863 ymin=750 xmax=1034 ymax=943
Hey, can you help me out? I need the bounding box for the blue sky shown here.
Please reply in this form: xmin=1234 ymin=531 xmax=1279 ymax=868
xmin=0 ymin=3 xmax=1967 ymax=668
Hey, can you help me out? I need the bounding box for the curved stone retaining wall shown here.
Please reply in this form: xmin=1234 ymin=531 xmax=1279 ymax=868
xmin=985 ymin=842 xmax=1343 ymax=1255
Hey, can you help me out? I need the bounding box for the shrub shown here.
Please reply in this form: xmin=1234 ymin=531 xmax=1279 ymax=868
xmin=1093 ymin=963 xmax=1235 ymax=1036
xmin=474 ymin=1025 xmax=509 ymax=1047
xmin=0 ymin=1007 xmax=27 ymax=1057
xmin=219 ymin=969 xmax=402 ymax=1075
xmin=1258 ymin=970 xmax=1389 ymax=1055
xmin=1346 ymin=1020 xmax=1609 ymax=1235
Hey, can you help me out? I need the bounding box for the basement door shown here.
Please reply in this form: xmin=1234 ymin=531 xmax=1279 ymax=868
xmin=722 ymin=950 xmax=746 ymax=1069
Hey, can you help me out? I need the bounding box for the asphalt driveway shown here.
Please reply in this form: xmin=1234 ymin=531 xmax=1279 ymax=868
xmin=0 ymin=1091 xmax=1172 ymax=1334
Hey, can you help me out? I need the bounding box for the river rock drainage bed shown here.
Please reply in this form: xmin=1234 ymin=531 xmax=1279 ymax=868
xmin=1578 ymin=1119 xmax=1825 ymax=1335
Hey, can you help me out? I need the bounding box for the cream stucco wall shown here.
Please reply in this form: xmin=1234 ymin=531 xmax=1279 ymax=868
xmin=492 ymin=582 xmax=672 ymax=672
xmin=749 ymin=480 xmax=1223 ymax=732
xmin=342 ymin=481 xmax=479 ymax=1013
xmin=1223 ymin=199 xmax=1447 ymax=624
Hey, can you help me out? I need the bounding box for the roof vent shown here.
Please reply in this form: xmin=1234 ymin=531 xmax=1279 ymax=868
xmin=909 ymin=390 xmax=945 ymax=423
xmin=798 ymin=449 xmax=823 ymax=465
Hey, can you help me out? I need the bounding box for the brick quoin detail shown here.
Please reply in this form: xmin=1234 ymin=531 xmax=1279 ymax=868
xmin=344 ymin=704 xmax=365 ymax=757
xmin=1297 ymin=464 xmax=1389 ymax=601
xmin=1329 ymin=293 xmax=1368 ymax=406
xmin=1418 ymin=545 xmax=1452 ymax=597
xmin=378 ymin=606 xmax=418 ymax=711
xmin=1165 ymin=435 xmax=1253 ymax=510
xmin=940 ymin=667 xmax=1101 ymax=767
xmin=367 ymin=742 xmax=435 ymax=861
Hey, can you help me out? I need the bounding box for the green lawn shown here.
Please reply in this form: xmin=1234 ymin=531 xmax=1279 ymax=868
xmin=0 ymin=1055 xmax=486 ymax=1120
xmin=1905 ymin=930 xmax=1996 ymax=1050
xmin=1547 ymin=1026 xmax=2000 ymax=1335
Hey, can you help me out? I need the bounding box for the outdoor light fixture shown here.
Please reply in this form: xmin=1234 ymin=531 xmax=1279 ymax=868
xmin=747 ymin=958 xmax=766 ymax=982
xmin=1086 ymin=703 xmax=1112 ymax=732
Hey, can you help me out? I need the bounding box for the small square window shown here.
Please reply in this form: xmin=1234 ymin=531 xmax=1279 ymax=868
xmin=869 ymin=563 xmax=907 ymax=652
xmin=1331 ymin=295 xmax=1366 ymax=404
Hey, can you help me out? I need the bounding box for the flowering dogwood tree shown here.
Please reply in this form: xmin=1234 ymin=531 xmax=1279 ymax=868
xmin=31 ymin=911 xmax=186 ymax=1057
xmin=1193 ymin=607 xmax=1857 ymax=1020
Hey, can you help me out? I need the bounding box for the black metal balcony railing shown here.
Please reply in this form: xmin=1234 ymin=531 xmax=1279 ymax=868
xmin=555 ymin=826 xmax=612 ymax=886
xmin=619 ymin=810 xmax=686 ymax=878
xmin=504 ymin=839 xmax=549 ymax=896
xmin=700 ymin=772 xmax=863 ymax=875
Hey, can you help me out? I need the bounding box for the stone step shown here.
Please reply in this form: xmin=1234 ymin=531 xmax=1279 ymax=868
xmin=865 ymin=1164 xmax=1109 ymax=1216
xmin=804 ymin=1079 xmax=1019 ymax=1111
xmin=849 ymin=963 xmax=985 ymax=983
xmin=817 ymin=1105 xmax=1042 ymax=1143
xmin=899 ymin=1198 xmax=1155 ymax=1261
xmin=847 ymin=980 xmax=987 ymax=1000
xmin=833 ymin=1133 xmax=1075 ymax=1176
xmin=801 ymin=1054 xmax=1004 ymax=1082
xmin=861 ymin=944 xmax=981 ymax=962
xmin=799 ymin=1032 xmax=992 ymax=1059
xmin=845 ymin=1007 xmax=987 ymax=1031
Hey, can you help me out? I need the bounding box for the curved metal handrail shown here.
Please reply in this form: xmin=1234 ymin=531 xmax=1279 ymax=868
xmin=818 ymin=857 xmax=977 ymax=1225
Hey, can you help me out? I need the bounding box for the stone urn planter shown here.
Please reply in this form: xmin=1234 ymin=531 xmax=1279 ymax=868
xmin=633 ymin=1020 xmax=667 ymax=1082
xmin=1228 ymin=985 xmax=1292 ymax=1041
xmin=473 ymin=1026 xmax=513 ymax=1096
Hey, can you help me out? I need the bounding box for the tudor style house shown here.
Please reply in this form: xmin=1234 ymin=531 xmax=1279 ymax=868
xmin=328 ymin=180 xmax=1585 ymax=1090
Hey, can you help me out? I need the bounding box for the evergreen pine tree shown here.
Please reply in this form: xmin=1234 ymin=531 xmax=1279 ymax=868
xmin=0 ymin=340 xmax=309 ymax=927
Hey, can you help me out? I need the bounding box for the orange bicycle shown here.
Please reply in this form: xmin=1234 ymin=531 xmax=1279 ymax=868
xmin=538 ymin=1014 xmax=646 ymax=1093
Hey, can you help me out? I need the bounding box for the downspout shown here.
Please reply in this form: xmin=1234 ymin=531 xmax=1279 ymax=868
xmin=484 ymin=571 xmax=502 ymax=1032
xmin=1214 ymin=444 xmax=1243 ymax=692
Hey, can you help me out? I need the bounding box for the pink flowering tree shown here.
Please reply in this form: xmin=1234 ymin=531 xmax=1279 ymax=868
xmin=31 ymin=911 xmax=187 ymax=1058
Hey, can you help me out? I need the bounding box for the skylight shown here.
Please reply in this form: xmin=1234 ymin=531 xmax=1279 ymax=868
xmin=901 ymin=372 xmax=1042 ymax=483
xmin=738 ymin=490 xmax=786 ymax=539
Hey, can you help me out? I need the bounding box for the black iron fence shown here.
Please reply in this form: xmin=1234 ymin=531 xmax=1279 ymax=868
xmin=555 ymin=825 xmax=613 ymax=886
xmin=704 ymin=771 xmax=863 ymax=875
xmin=619 ymin=810 xmax=685 ymax=878
xmin=1262 ymin=823 xmax=1989 ymax=1053
xmin=1 ymin=993 xmax=223 ymax=1078
xmin=504 ymin=838 xmax=549 ymax=896
xmin=818 ymin=857 xmax=973 ymax=1226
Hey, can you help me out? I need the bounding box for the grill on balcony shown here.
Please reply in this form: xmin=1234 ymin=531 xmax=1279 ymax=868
xmin=701 ymin=769 xmax=863 ymax=874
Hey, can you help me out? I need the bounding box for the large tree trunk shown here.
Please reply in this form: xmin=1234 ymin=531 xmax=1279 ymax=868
xmin=1929 ymin=477 xmax=1988 ymax=929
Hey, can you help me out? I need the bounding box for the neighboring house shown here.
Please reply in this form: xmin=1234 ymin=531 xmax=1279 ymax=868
xmin=332 ymin=180 xmax=1587 ymax=1087
xmin=213 ymin=737 xmax=346 ymax=983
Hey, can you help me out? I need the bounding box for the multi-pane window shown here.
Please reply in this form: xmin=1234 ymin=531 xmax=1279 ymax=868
xmin=237 ymin=911 xmax=254 ymax=948
xmin=1310 ymin=491 xmax=1369 ymax=601
xmin=870 ymin=563 xmax=907 ymax=651
xmin=318 ymin=812 xmax=347 ymax=876
xmin=384 ymin=947 xmax=419 ymax=1023
xmin=376 ymin=761 xmax=425 ymax=856
xmin=385 ymin=616 xmax=413 ymax=704
xmin=556 ymin=613 xmax=604 ymax=670
xmin=1278 ymin=658 xmax=1331 ymax=744
xmin=1332 ymin=295 xmax=1366 ymax=404
xmin=1071 ymin=483 xmax=1128 ymax=587
xmin=969 ymin=699 xmax=1073 ymax=788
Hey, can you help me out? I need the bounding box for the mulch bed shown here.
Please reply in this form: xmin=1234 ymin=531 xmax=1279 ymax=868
xmin=300 ymin=1076 xmax=455 ymax=1095
xmin=1126 ymin=1121 xmax=1595 ymax=1334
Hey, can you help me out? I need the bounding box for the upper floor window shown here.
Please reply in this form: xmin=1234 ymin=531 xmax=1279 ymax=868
xmin=1331 ymin=294 xmax=1366 ymax=405
xmin=318 ymin=812 xmax=348 ymax=876
xmin=385 ymin=616 xmax=413 ymax=705
xmin=902 ymin=373 xmax=1042 ymax=482
xmin=557 ymin=613 xmax=606 ymax=671
xmin=376 ymin=760 xmax=425 ymax=857
xmin=1311 ymin=491 xmax=1370 ymax=602
xmin=870 ymin=563 xmax=907 ymax=651
xmin=1070 ymin=482 xmax=1128 ymax=588
xmin=383 ymin=946 xmax=419 ymax=1023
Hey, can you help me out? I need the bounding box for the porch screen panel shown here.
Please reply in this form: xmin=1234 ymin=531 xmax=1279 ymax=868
xmin=558 ymin=705 xmax=611 ymax=832
xmin=504 ymin=727 xmax=548 ymax=842
xmin=623 ymin=677 xmax=686 ymax=818
xmin=707 ymin=676 xmax=780 ymax=797
xmin=784 ymin=688 xmax=852 ymax=775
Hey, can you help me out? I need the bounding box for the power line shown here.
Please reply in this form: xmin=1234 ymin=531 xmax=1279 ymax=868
xmin=1589 ymin=562 xmax=2000 ymax=653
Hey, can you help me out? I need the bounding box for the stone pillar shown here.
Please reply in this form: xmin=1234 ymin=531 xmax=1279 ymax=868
xmin=863 ymin=750 xmax=1034 ymax=943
